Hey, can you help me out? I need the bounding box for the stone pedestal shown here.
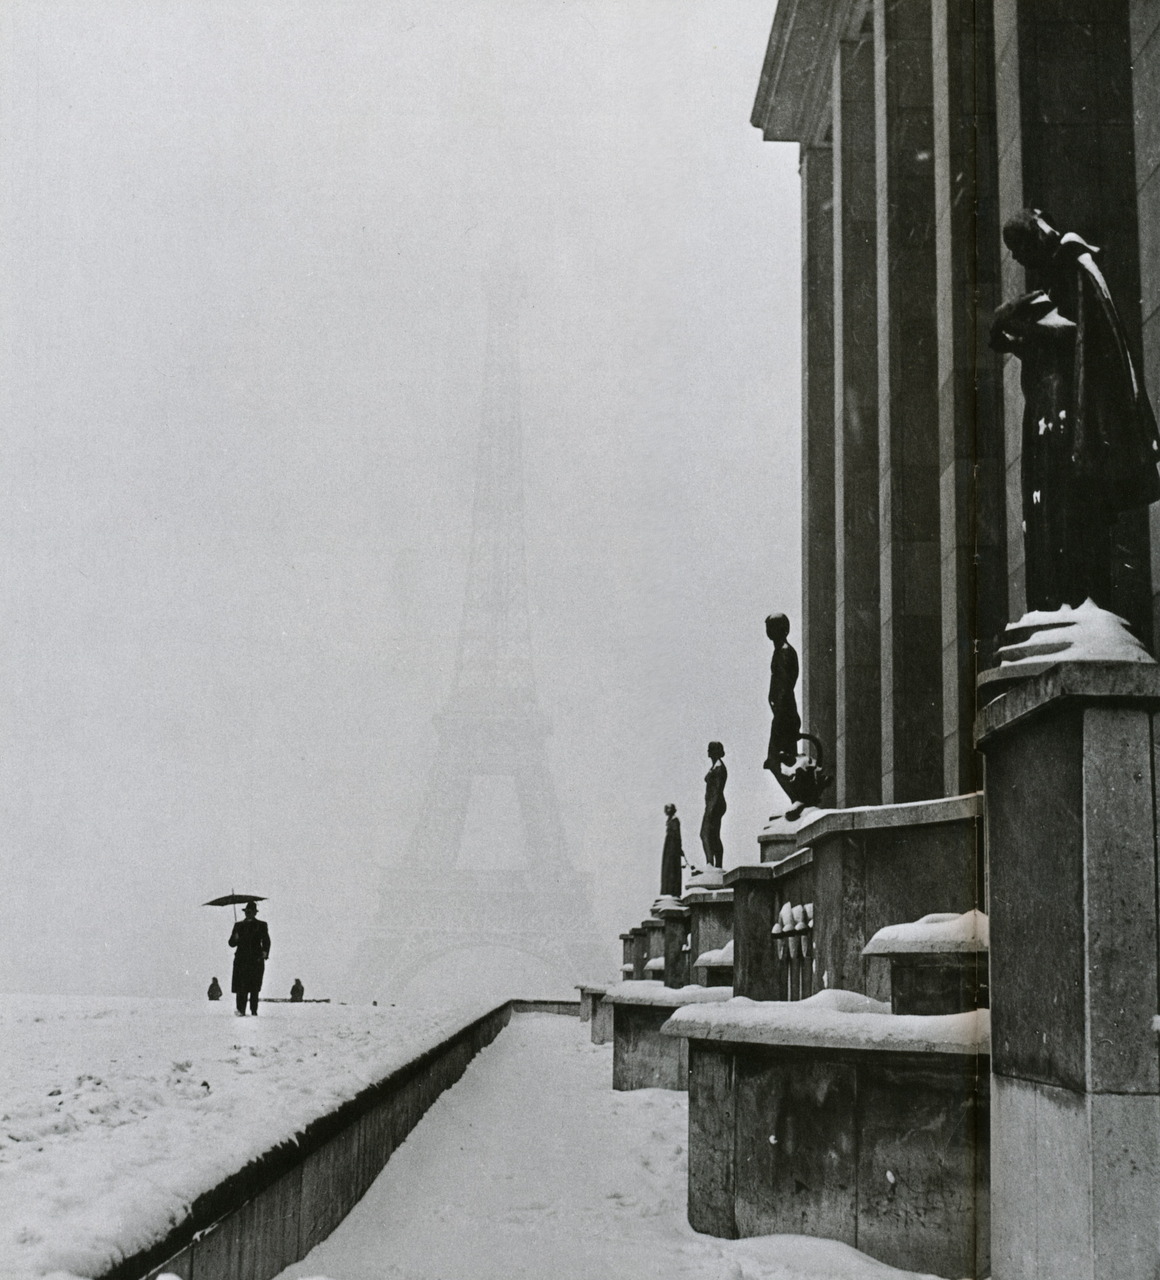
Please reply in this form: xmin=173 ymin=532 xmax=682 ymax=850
xmin=605 ymin=983 xmax=732 ymax=1092
xmin=657 ymin=902 xmax=691 ymax=990
xmin=795 ymin=794 xmax=981 ymax=1000
xmin=641 ymin=917 xmax=665 ymax=981
xmin=666 ymin=997 xmax=990 ymax=1276
xmin=684 ymin=887 xmax=733 ymax=987
xmin=629 ymin=927 xmax=648 ymax=981
xmin=863 ymin=909 xmax=989 ymax=1015
xmin=724 ymin=865 xmax=780 ymax=1000
xmin=977 ymin=662 xmax=1160 ymax=1280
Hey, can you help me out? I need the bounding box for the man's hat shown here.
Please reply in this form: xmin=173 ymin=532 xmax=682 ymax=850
xmin=243 ymin=900 xmax=258 ymax=915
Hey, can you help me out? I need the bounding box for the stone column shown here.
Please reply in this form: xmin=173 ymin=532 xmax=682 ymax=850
xmin=832 ymin=32 xmax=882 ymax=808
xmin=641 ymin=917 xmax=665 ymax=981
xmin=932 ymin=0 xmax=1006 ymax=796
xmin=658 ymin=902 xmax=690 ymax=989
xmin=800 ymin=143 xmax=837 ymax=763
xmin=629 ymin=927 xmax=648 ymax=981
xmin=993 ymin=0 xmax=1153 ymax=646
xmin=1133 ymin=3 xmax=1160 ymax=640
xmin=874 ymin=0 xmax=943 ymax=802
xmin=978 ymin=664 xmax=1160 ymax=1279
xmin=724 ymin=865 xmax=780 ymax=1000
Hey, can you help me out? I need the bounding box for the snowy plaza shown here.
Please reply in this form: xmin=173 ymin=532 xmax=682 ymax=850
xmin=0 ymin=1001 xmax=939 ymax=1280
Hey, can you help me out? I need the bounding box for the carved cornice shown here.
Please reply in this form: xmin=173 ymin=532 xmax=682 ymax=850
xmin=751 ymin=0 xmax=868 ymax=144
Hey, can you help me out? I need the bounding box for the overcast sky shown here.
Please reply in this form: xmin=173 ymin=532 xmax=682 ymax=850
xmin=0 ymin=0 xmax=801 ymax=999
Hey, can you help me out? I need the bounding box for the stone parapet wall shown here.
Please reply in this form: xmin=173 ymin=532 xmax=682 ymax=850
xmin=108 ymin=1003 xmax=516 ymax=1280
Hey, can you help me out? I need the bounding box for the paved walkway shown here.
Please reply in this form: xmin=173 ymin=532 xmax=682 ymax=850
xmin=274 ymin=1013 xmax=931 ymax=1280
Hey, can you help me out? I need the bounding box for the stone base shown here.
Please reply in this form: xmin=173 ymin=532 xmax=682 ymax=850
xmin=612 ymin=1002 xmax=688 ymax=1091
xmin=991 ymin=1075 xmax=1160 ymax=1280
xmin=590 ymin=993 xmax=613 ymax=1044
xmin=686 ymin=1038 xmax=988 ymax=1277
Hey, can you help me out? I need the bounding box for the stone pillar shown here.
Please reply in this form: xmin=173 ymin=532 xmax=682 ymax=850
xmin=619 ymin=932 xmax=633 ymax=982
xmin=875 ymin=0 xmax=943 ymax=802
xmin=685 ymin=888 xmax=733 ymax=984
xmin=629 ymin=927 xmax=648 ymax=981
xmin=1133 ymin=3 xmax=1160 ymax=640
xmin=641 ymin=917 xmax=665 ymax=981
xmin=932 ymin=0 xmax=1006 ymax=796
xmin=993 ymin=0 xmax=1153 ymax=647
xmin=724 ymin=865 xmax=780 ymax=1000
xmin=832 ymin=32 xmax=882 ymax=808
xmin=801 ymin=143 xmax=837 ymax=762
xmin=978 ymin=664 xmax=1160 ymax=1280
xmin=658 ymin=903 xmax=690 ymax=989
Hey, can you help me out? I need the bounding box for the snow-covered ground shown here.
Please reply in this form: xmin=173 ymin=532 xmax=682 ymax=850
xmin=275 ymin=1013 xmax=948 ymax=1280
xmin=0 ymin=993 xmax=492 ymax=1280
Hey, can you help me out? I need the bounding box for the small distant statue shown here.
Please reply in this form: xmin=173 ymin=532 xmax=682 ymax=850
xmin=290 ymin=978 xmax=305 ymax=1003
xmin=660 ymin=803 xmax=684 ymax=897
xmin=762 ymin=614 xmax=833 ymax=818
xmin=991 ymin=209 xmax=1160 ymax=612
xmin=207 ymin=976 xmax=222 ymax=1002
xmin=700 ymin=742 xmax=727 ymax=869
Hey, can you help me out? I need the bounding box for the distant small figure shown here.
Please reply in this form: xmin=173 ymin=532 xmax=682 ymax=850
xmin=229 ymin=901 xmax=271 ymax=1017
xmin=700 ymin=742 xmax=727 ymax=870
xmin=207 ymin=976 xmax=222 ymax=1002
xmin=763 ymin=614 xmax=801 ymax=770
xmin=660 ymin=803 xmax=684 ymax=897
xmin=290 ymin=978 xmax=305 ymax=1003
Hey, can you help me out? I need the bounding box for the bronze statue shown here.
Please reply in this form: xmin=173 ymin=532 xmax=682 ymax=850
xmin=762 ymin=614 xmax=833 ymax=818
xmin=763 ymin=613 xmax=801 ymax=768
xmin=991 ymin=209 xmax=1160 ymax=612
xmin=660 ymin=803 xmax=683 ymax=897
xmin=700 ymin=742 xmax=726 ymax=869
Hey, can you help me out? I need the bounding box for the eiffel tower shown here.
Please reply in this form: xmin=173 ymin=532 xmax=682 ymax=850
xmin=355 ymin=278 xmax=605 ymax=997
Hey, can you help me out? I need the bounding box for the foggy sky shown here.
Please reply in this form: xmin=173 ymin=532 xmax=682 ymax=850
xmin=0 ymin=0 xmax=801 ymax=998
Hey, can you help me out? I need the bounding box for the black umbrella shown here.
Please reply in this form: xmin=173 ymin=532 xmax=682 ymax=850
xmin=203 ymin=893 xmax=267 ymax=922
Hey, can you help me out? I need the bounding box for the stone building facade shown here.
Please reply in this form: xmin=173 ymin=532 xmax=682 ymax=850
xmin=754 ymin=0 xmax=1160 ymax=805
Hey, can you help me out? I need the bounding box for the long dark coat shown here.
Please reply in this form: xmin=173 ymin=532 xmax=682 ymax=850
xmin=660 ymin=814 xmax=683 ymax=897
xmin=229 ymin=917 xmax=271 ymax=994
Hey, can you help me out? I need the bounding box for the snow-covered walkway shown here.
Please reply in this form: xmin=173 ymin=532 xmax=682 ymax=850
xmin=274 ymin=1013 xmax=942 ymax=1280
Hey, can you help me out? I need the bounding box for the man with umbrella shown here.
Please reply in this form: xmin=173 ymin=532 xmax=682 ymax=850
xmin=229 ymin=900 xmax=271 ymax=1016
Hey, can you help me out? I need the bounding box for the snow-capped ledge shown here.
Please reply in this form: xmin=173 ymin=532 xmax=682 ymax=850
xmin=603 ymin=981 xmax=733 ymax=1008
xmin=662 ymin=991 xmax=990 ymax=1055
xmin=693 ymin=939 xmax=734 ymax=968
xmin=862 ymin=909 xmax=989 ymax=956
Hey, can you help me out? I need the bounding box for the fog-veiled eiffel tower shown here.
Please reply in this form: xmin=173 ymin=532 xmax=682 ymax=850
xmin=360 ymin=280 xmax=604 ymax=995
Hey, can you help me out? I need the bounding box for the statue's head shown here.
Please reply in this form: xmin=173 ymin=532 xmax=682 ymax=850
xmin=664 ymin=803 xmax=676 ymax=816
xmin=1003 ymin=208 xmax=1060 ymax=270
xmin=765 ymin=612 xmax=790 ymax=644
xmin=707 ymin=741 xmax=725 ymax=762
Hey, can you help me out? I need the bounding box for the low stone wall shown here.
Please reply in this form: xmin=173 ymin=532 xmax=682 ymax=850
xmin=668 ymin=997 xmax=989 ymax=1279
xmin=110 ymin=1003 xmax=515 ymax=1280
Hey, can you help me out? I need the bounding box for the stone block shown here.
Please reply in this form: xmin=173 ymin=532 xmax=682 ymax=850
xmin=855 ymin=1054 xmax=988 ymax=1278
xmin=687 ymin=1043 xmax=736 ymax=1238
xmin=734 ymin=1048 xmax=857 ymax=1243
xmin=612 ymin=1002 xmax=688 ymax=1091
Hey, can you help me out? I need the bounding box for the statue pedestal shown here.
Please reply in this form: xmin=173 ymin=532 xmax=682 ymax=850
xmin=682 ymin=885 xmax=733 ymax=987
xmin=655 ymin=901 xmax=691 ymax=989
xmin=977 ymin=662 xmax=1160 ymax=1280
